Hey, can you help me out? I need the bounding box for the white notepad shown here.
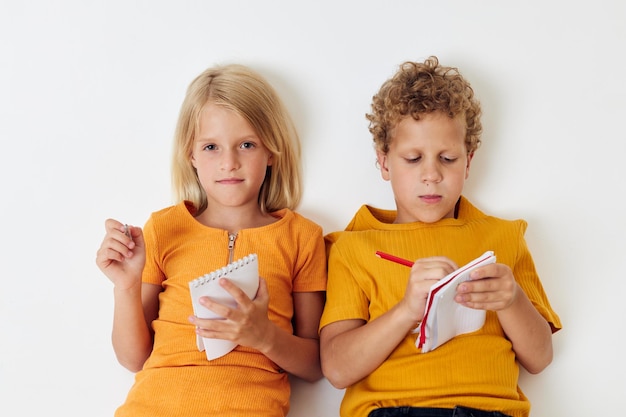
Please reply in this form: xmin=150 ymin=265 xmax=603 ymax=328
xmin=188 ymin=254 xmax=259 ymax=360
xmin=417 ymin=251 xmax=495 ymax=353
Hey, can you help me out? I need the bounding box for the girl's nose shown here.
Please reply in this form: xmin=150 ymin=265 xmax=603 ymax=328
xmin=220 ymin=150 xmax=240 ymax=171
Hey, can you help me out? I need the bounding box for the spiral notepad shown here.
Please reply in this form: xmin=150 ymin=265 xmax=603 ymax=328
xmin=189 ymin=254 xmax=259 ymax=360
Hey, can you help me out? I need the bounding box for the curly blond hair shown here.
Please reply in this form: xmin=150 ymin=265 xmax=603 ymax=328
xmin=366 ymin=56 xmax=482 ymax=155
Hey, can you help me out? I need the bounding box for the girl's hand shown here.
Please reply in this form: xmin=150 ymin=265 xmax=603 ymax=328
xmin=95 ymin=218 xmax=146 ymax=290
xmin=189 ymin=277 xmax=274 ymax=352
xmin=400 ymin=256 xmax=458 ymax=323
xmin=454 ymin=262 xmax=518 ymax=310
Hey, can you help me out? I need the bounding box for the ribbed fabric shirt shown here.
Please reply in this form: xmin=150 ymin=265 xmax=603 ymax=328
xmin=115 ymin=201 xmax=327 ymax=417
xmin=320 ymin=197 xmax=561 ymax=417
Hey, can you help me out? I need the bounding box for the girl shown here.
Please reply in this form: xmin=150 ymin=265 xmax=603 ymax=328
xmin=96 ymin=64 xmax=327 ymax=417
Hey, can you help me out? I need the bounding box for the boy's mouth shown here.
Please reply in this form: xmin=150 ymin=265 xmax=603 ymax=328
xmin=419 ymin=194 xmax=442 ymax=203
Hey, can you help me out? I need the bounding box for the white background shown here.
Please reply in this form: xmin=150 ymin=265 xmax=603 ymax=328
xmin=1 ymin=1 xmax=624 ymax=416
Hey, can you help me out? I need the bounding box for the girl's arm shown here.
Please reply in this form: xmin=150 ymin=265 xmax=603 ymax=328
xmin=191 ymin=280 xmax=326 ymax=382
xmin=96 ymin=220 xmax=158 ymax=372
xmin=261 ymin=291 xmax=325 ymax=382
xmin=111 ymin=282 xmax=161 ymax=372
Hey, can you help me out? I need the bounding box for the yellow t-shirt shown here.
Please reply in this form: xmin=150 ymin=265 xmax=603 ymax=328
xmin=320 ymin=197 xmax=561 ymax=417
xmin=116 ymin=201 xmax=327 ymax=417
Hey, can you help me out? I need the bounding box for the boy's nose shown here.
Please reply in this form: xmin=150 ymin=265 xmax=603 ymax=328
xmin=421 ymin=161 xmax=442 ymax=183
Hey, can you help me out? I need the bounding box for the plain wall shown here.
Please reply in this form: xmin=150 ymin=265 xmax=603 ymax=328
xmin=1 ymin=1 xmax=625 ymax=416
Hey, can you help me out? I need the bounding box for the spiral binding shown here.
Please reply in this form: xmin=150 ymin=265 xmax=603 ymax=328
xmin=190 ymin=253 xmax=258 ymax=288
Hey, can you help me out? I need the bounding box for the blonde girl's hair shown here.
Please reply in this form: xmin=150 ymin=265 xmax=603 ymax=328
xmin=171 ymin=64 xmax=302 ymax=214
xmin=366 ymin=56 xmax=483 ymax=155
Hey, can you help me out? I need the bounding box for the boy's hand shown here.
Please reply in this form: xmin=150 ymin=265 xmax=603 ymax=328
xmin=400 ymin=256 xmax=458 ymax=322
xmin=454 ymin=262 xmax=518 ymax=310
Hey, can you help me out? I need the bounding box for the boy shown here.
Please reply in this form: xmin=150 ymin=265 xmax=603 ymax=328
xmin=319 ymin=57 xmax=561 ymax=417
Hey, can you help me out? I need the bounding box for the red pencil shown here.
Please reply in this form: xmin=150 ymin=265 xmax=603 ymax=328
xmin=375 ymin=251 xmax=414 ymax=267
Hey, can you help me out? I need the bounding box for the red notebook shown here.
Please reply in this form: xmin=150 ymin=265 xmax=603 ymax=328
xmin=416 ymin=251 xmax=495 ymax=353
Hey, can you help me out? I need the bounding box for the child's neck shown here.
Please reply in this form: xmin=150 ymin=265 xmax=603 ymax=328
xmin=195 ymin=203 xmax=276 ymax=233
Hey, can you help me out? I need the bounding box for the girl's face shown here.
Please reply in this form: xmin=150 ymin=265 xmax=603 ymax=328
xmin=376 ymin=111 xmax=472 ymax=224
xmin=191 ymin=103 xmax=272 ymax=211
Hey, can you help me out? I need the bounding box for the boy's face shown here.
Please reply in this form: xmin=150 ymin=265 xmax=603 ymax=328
xmin=376 ymin=111 xmax=472 ymax=224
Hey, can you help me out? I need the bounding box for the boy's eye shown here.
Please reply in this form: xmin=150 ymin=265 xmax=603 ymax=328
xmin=404 ymin=155 xmax=458 ymax=163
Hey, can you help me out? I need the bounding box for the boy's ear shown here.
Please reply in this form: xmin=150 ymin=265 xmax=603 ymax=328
xmin=376 ymin=151 xmax=391 ymax=181
xmin=465 ymin=151 xmax=474 ymax=179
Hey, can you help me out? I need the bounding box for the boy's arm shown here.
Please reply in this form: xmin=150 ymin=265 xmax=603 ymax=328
xmin=496 ymin=284 xmax=554 ymax=373
xmin=321 ymin=255 xmax=457 ymax=388
xmin=457 ymin=263 xmax=554 ymax=373
xmin=320 ymin=301 xmax=417 ymax=389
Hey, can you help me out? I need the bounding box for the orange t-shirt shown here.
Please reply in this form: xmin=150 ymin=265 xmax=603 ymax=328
xmin=115 ymin=201 xmax=327 ymax=417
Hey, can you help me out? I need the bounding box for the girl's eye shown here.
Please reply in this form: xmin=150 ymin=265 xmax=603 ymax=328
xmin=203 ymin=144 xmax=217 ymax=151
xmin=240 ymin=142 xmax=256 ymax=150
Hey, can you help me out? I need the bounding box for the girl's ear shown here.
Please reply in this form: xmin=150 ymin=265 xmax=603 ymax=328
xmin=376 ymin=150 xmax=391 ymax=181
xmin=267 ymin=152 xmax=273 ymax=166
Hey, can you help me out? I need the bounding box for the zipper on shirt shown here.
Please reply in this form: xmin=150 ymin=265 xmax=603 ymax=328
xmin=227 ymin=232 xmax=237 ymax=264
